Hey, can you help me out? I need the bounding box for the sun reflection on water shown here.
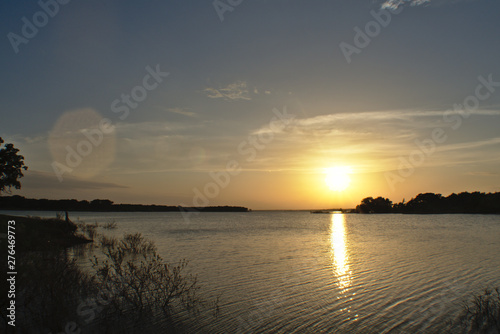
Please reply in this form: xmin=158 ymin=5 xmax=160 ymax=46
xmin=330 ymin=213 xmax=351 ymax=292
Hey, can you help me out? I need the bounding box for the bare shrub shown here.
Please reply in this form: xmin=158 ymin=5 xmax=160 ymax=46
xmin=103 ymin=220 xmax=117 ymax=229
xmin=90 ymin=233 xmax=201 ymax=326
xmin=460 ymin=288 xmax=500 ymax=333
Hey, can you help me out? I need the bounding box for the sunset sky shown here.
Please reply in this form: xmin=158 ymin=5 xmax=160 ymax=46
xmin=1 ymin=0 xmax=500 ymax=209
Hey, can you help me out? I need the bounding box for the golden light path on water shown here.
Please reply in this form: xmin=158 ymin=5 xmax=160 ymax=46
xmin=330 ymin=213 xmax=357 ymax=321
xmin=330 ymin=213 xmax=351 ymax=291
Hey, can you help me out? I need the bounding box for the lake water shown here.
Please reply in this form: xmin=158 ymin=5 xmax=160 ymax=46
xmin=5 ymin=211 xmax=500 ymax=333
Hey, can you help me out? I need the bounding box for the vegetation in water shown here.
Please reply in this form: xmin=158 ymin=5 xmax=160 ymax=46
xmin=459 ymin=288 xmax=500 ymax=333
xmin=0 ymin=217 xmax=216 ymax=333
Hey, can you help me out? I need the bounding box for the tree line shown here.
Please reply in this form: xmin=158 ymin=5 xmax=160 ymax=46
xmin=0 ymin=195 xmax=250 ymax=212
xmin=356 ymin=192 xmax=500 ymax=214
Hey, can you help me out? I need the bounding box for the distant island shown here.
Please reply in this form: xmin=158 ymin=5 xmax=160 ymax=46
xmin=0 ymin=195 xmax=250 ymax=213
xmin=356 ymin=192 xmax=500 ymax=214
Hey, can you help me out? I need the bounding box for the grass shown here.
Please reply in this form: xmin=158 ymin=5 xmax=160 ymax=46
xmin=102 ymin=219 xmax=117 ymax=229
xmin=75 ymin=220 xmax=100 ymax=240
xmin=459 ymin=288 xmax=500 ymax=333
xmin=99 ymin=235 xmax=118 ymax=248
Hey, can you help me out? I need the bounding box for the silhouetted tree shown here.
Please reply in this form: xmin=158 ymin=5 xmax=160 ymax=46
xmin=390 ymin=192 xmax=500 ymax=214
xmin=404 ymin=193 xmax=444 ymax=213
xmin=356 ymin=196 xmax=393 ymax=213
xmin=0 ymin=137 xmax=27 ymax=194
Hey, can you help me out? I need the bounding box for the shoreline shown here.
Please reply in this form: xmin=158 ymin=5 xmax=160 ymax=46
xmin=0 ymin=214 xmax=91 ymax=251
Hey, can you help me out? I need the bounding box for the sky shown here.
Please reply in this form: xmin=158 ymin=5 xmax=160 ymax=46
xmin=1 ymin=0 xmax=500 ymax=210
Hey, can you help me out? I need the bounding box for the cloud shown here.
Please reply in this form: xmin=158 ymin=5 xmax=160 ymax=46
xmin=106 ymin=120 xmax=243 ymax=174
xmin=381 ymin=0 xmax=430 ymax=10
xmin=380 ymin=0 xmax=475 ymax=9
xmin=249 ymin=109 xmax=498 ymax=149
xmin=467 ymin=171 xmax=498 ymax=176
xmin=161 ymin=107 xmax=197 ymax=118
xmin=115 ymin=120 xmax=203 ymax=135
xmin=203 ymin=81 xmax=251 ymax=101
xmin=22 ymin=170 xmax=128 ymax=190
xmin=242 ymin=110 xmax=421 ymax=172
xmin=266 ymin=109 xmax=500 ymax=131
xmin=242 ymin=108 xmax=500 ymax=173
xmin=437 ymin=137 xmax=500 ymax=153
xmin=23 ymin=136 xmax=46 ymax=144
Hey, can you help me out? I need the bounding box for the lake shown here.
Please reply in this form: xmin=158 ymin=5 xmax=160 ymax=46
xmin=5 ymin=211 xmax=500 ymax=333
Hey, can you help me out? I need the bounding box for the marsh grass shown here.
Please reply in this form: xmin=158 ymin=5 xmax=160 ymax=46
xmin=99 ymin=234 xmax=118 ymax=248
xmin=76 ymin=220 xmax=99 ymax=240
xmin=459 ymin=288 xmax=500 ymax=333
xmin=102 ymin=219 xmax=117 ymax=229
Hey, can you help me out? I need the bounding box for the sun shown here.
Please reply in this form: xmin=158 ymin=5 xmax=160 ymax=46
xmin=325 ymin=166 xmax=351 ymax=192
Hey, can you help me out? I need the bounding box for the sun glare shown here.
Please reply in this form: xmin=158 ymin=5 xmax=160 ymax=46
xmin=325 ymin=166 xmax=351 ymax=192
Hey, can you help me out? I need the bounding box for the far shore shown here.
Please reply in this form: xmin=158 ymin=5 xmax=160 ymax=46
xmin=0 ymin=195 xmax=250 ymax=213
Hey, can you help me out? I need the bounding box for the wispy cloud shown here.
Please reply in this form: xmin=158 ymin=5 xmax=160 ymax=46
xmin=203 ymin=81 xmax=251 ymax=101
xmin=437 ymin=137 xmax=500 ymax=153
xmin=466 ymin=171 xmax=498 ymax=176
xmin=108 ymin=120 xmax=241 ymax=174
xmin=115 ymin=120 xmax=204 ymax=135
xmin=244 ymin=108 xmax=500 ymax=173
xmin=381 ymin=0 xmax=430 ymax=10
xmin=261 ymin=109 xmax=500 ymax=132
xmin=103 ymin=109 xmax=500 ymax=177
xmin=160 ymin=106 xmax=197 ymax=118
xmin=23 ymin=170 xmax=128 ymax=190
xmin=380 ymin=0 xmax=475 ymax=10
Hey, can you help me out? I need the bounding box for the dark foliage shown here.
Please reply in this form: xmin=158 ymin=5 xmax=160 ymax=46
xmin=0 ymin=214 xmax=90 ymax=252
xmin=356 ymin=196 xmax=393 ymax=213
xmin=459 ymin=288 xmax=500 ymax=333
xmin=356 ymin=192 xmax=500 ymax=214
xmin=0 ymin=137 xmax=27 ymax=194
